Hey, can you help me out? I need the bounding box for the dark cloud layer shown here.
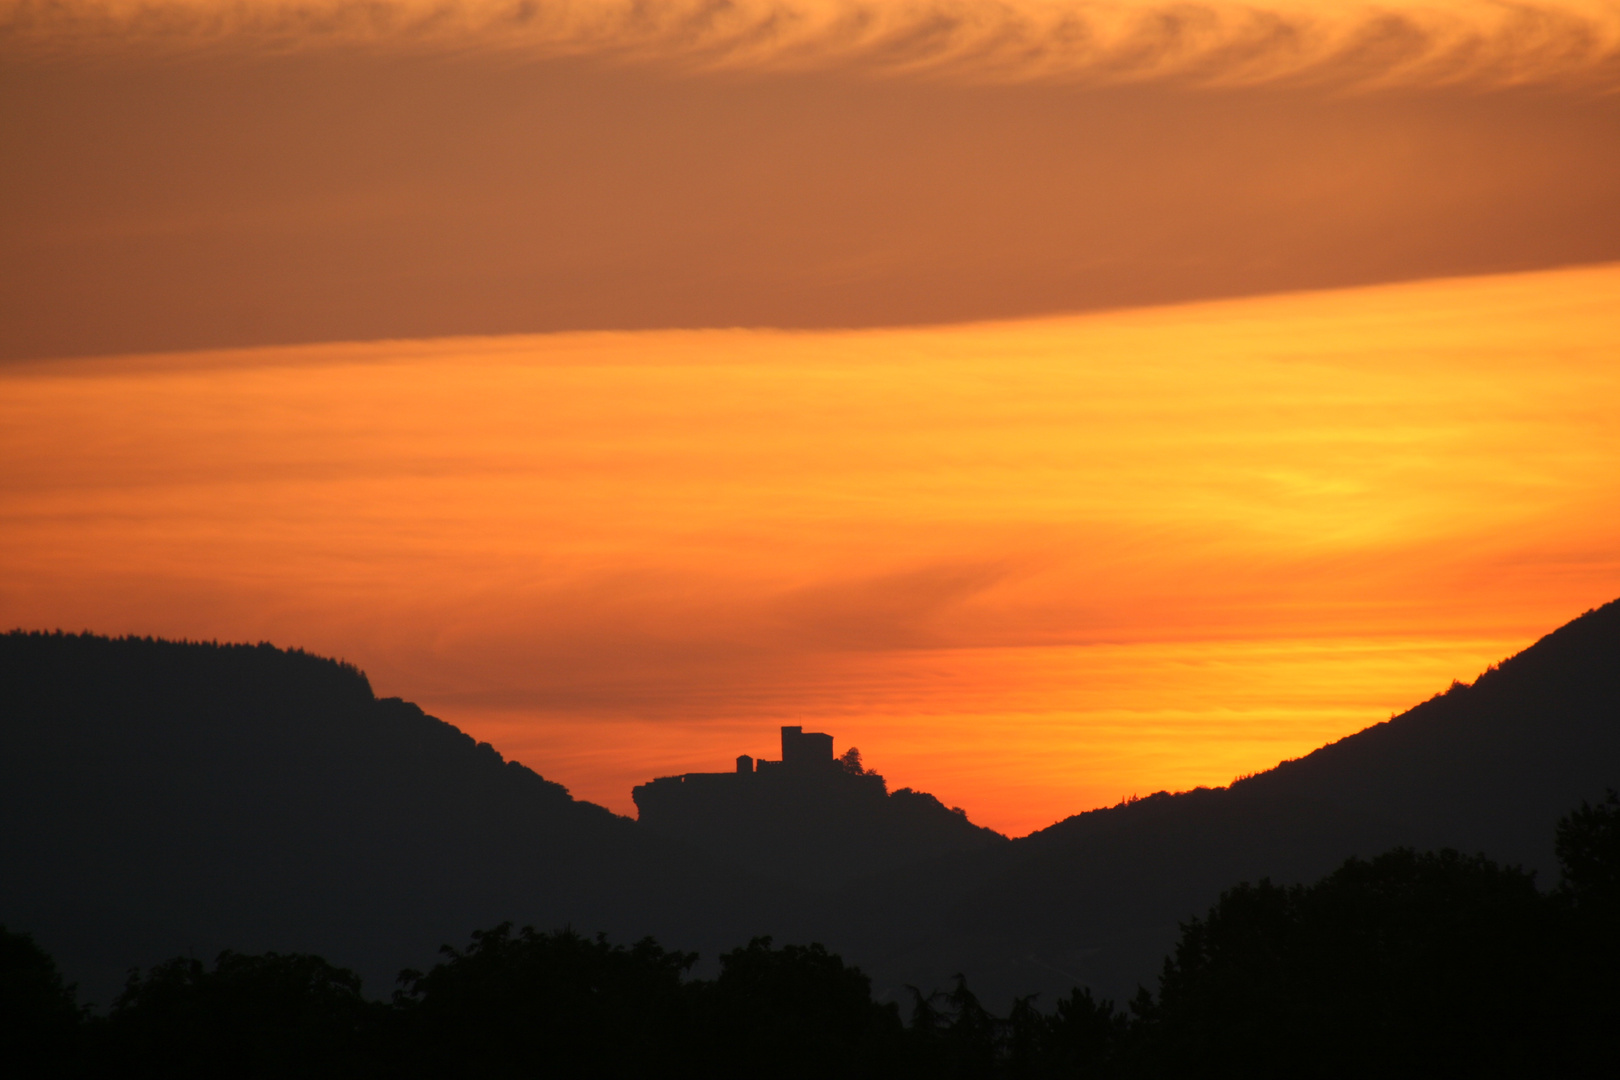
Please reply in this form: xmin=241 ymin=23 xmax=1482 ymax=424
xmin=4 ymin=42 xmax=1619 ymax=360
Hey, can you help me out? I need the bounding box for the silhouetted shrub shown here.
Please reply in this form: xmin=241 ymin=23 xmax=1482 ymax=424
xmin=393 ymin=924 xmax=696 ymax=1078
xmin=100 ymin=950 xmax=383 ymax=1078
xmin=0 ymin=925 xmax=84 ymax=1076
xmin=1038 ymin=987 xmax=1129 ymax=1079
xmin=1136 ymin=849 xmax=1558 ymax=1078
xmin=1553 ymin=789 xmax=1620 ymax=1073
xmin=698 ymin=936 xmax=904 ymax=1078
xmin=1557 ymin=788 xmax=1620 ymax=912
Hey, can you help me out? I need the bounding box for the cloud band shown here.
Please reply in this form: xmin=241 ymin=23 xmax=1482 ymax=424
xmin=5 ymin=0 xmax=1619 ymax=89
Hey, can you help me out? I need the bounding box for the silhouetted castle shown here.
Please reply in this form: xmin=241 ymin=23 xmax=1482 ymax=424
xmin=635 ymin=726 xmax=840 ymax=810
xmin=632 ymin=726 xmax=1004 ymax=890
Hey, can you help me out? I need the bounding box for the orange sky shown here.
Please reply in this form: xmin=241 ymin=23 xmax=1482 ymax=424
xmin=4 ymin=1 xmax=1620 ymax=834
xmin=5 ymin=266 xmax=1618 ymax=833
xmin=6 ymin=2 xmax=1620 ymax=360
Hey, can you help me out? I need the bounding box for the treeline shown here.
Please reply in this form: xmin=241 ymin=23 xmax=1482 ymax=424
xmin=8 ymin=793 xmax=1619 ymax=1078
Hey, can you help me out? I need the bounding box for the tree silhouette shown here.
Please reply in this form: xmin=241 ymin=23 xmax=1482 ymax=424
xmin=699 ymin=936 xmax=904 ymax=1079
xmin=1553 ymin=789 xmax=1620 ymax=1073
xmin=0 ymin=925 xmax=84 ymax=1076
xmin=1137 ymin=849 xmax=1558 ymax=1078
xmin=393 ymin=924 xmax=696 ymax=1078
xmin=102 ymin=949 xmax=382 ymax=1078
xmin=1556 ymin=788 xmax=1620 ymax=910
xmin=7 ymin=788 xmax=1620 ymax=1078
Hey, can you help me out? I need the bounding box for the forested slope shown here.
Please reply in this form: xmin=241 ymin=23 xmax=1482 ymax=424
xmin=5 ymin=599 xmax=1617 ymax=1011
xmin=0 ymin=633 xmax=791 ymax=1004
xmin=827 ymin=599 xmax=1620 ymax=1004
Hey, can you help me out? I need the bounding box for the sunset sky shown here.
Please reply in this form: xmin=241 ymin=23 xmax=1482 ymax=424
xmin=4 ymin=0 xmax=1619 ymax=834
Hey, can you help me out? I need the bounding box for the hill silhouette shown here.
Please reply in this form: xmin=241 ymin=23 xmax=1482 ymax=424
xmin=9 ymin=793 xmax=1619 ymax=1076
xmin=823 ymin=599 xmax=1620 ymax=1004
xmin=0 ymin=632 xmax=998 ymax=1006
xmin=4 ymin=599 xmax=1619 ymax=1010
xmin=0 ymin=633 xmax=803 ymax=1006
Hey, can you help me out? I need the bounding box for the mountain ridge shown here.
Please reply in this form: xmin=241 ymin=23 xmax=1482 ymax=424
xmin=4 ymin=600 xmax=1617 ymax=1009
xmin=0 ymin=632 xmax=800 ymax=1004
xmin=820 ymin=599 xmax=1620 ymax=1004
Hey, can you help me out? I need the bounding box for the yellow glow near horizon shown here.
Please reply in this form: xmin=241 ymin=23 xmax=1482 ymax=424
xmin=3 ymin=265 xmax=1619 ymax=834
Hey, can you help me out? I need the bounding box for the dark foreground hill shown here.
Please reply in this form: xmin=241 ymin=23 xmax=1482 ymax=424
xmin=825 ymin=599 xmax=1620 ymax=1004
xmin=0 ymin=633 xmax=800 ymax=1005
xmin=10 ymin=799 xmax=1620 ymax=1077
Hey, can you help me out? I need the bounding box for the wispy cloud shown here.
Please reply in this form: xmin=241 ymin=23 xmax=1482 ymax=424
xmin=5 ymin=0 xmax=1619 ymax=89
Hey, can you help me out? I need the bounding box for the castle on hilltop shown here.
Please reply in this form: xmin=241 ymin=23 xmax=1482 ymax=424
xmin=630 ymin=724 xmax=1003 ymax=889
xmin=634 ymin=726 xmax=840 ymax=813
xmin=743 ymin=725 xmax=834 ymax=775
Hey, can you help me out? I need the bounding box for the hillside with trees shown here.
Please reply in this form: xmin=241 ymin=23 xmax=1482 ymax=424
xmin=820 ymin=598 xmax=1620 ymax=1004
xmin=6 ymin=794 xmax=1616 ymax=1076
xmin=3 ymin=597 xmax=1619 ymax=1013
xmin=0 ymin=633 xmax=793 ymax=1005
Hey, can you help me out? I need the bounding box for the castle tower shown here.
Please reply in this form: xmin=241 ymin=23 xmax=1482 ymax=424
xmin=781 ymin=725 xmax=834 ymax=769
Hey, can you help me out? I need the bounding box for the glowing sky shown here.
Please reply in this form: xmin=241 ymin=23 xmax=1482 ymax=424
xmin=5 ymin=266 xmax=1618 ymax=833
xmin=4 ymin=0 xmax=1620 ymax=834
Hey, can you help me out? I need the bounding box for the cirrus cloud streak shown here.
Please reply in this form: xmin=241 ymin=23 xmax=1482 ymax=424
xmin=5 ymin=0 xmax=1620 ymax=89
